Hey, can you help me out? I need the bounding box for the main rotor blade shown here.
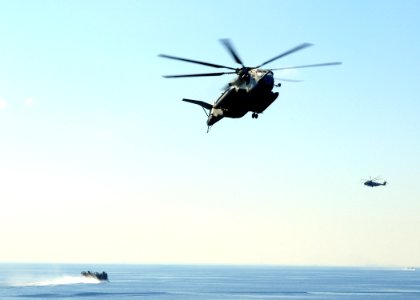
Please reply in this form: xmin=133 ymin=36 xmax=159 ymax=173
xmin=163 ymin=71 xmax=236 ymax=78
xmin=270 ymin=62 xmax=342 ymax=71
xmin=275 ymin=78 xmax=302 ymax=82
xmin=158 ymin=54 xmax=236 ymax=70
xmin=256 ymin=43 xmax=313 ymax=68
xmin=220 ymin=39 xmax=245 ymax=67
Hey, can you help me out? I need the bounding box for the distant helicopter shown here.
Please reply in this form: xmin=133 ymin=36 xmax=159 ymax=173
xmin=159 ymin=39 xmax=341 ymax=132
xmin=362 ymin=177 xmax=387 ymax=187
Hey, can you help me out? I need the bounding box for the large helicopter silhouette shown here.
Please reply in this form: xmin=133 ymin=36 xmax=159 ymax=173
xmin=159 ymin=39 xmax=341 ymax=132
xmin=362 ymin=176 xmax=387 ymax=187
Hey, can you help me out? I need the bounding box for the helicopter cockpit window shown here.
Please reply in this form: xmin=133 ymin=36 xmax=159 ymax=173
xmin=256 ymin=70 xmax=267 ymax=78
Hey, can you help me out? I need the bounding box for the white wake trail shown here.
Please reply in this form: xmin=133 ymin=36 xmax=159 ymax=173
xmin=13 ymin=275 xmax=101 ymax=286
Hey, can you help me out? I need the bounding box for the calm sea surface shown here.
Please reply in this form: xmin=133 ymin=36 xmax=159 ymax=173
xmin=0 ymin=264 xmax=419 ymax=299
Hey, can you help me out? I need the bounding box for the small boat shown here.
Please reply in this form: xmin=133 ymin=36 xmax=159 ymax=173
xmin=81 ymin=271 xmax=109 ymax=281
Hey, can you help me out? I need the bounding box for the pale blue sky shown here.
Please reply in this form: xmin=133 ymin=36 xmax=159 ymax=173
xmin=1 ymin=0 xmax=420 ymax=265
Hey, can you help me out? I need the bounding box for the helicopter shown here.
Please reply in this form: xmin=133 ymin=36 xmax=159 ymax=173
xmin=159 ymin=39 xmax=341 ymax=132
xmin=362 ymin=177 xmax=387 ymax=187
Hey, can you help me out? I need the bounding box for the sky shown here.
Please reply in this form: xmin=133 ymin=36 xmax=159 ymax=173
xmin=1 ymin=0 xmax=420 ymax=266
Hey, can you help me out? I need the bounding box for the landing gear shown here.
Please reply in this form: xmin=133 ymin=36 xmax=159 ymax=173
xmin=251 ymin=112 xmax=259 ymax=119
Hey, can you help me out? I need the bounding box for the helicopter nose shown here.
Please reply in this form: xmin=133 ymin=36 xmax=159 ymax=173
xmin=261 ymin=73 xmax=274 ymax=89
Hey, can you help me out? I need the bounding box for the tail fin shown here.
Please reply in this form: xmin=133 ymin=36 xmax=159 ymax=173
xmin=383 ymin=181 xmax=387 ymax=186
xmin=182 ymin=98 xmax=212 ymax=110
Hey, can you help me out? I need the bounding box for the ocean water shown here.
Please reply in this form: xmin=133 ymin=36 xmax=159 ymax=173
xmin=0 ymin=264 xmax=419 ymax=299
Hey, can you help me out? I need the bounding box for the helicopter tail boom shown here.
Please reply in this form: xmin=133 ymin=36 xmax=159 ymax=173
xmin=182 ymin=98 xmax=213 ymax=110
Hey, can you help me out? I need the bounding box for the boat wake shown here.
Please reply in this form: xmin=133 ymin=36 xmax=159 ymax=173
xmin=13 ymin=275 xmax=101 ymax=287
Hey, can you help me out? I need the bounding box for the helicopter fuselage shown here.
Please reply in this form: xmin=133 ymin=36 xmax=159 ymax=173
xmin=207 ymin=69 xmax=278 ymax=126
xmin=364 ymin=180 xmax=387 ymax=187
